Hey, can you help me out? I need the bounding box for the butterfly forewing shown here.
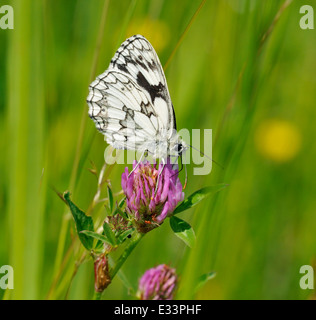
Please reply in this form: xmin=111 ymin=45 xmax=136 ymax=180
xmin=87 ymin=35 xmax=179 ymax=158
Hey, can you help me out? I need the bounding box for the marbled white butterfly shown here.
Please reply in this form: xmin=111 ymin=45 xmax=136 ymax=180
xmin=87 ymin=35 xmax=187 ymax=168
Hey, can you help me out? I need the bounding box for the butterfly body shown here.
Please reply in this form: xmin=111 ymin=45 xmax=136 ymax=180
xmin=87 ymin=35 xmax=186 ymax=160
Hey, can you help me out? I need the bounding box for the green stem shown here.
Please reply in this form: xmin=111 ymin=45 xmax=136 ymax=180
xmin=163 ymin=0 xmax=206 ymax=71
xmin=93 ymin=292 xmax=102 ymax=300
xmin=92 ymin=232 xmax=144 ymax=300
xmin=51 ymin=0 xmax=109 ymax=297
xmin=109 ymin=232 xmax=144 ymax=279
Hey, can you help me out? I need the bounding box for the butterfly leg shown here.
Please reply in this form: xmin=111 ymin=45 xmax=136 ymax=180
xmin=170 ymin=153 xmax=187 ymax=190
xmin=128 ymin=149 xmax=147 ymax=178
xmin=181 ymin=151 xmax=188 ymax=190
xmin=183 ymin=161 xmax=187 ymax=190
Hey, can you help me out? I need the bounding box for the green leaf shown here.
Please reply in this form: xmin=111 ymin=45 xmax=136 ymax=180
xmin=113 ymin=197 xmax=127 ymax=218
xmin=118 ymin=197 xmax=126 ymax=208
xmin=117 ymin=228 xmax=135 ymax=244
xmin=63 ymin=191 xmax=94 ymax=250
xmin=169 ymin=216 xmax=196 ymax=248
xmin=103 ymin=221 xmax=118 ymax=246
xmin=115 ymin=206 xmax=127 ymax=219
xmin=108 ymin=255 xmax=135 ymax=295
xmin=107 ymin=185 xmax=114 ymax=214
xmin=80 ymin=230 xmax=114 ymax=246
xmin=174 ymin=184 xmax=228 ymax=215
xmin=93 ymin=238 xmax=105 ymax=253
xmin=117 ymin=269 xmax=135 ymax=296
xmin=194 ymin=272 xmax=216 ymax=293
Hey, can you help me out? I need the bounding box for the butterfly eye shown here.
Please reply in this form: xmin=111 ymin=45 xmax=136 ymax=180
xmin=175 ymin=143 xmax=183 ymax=153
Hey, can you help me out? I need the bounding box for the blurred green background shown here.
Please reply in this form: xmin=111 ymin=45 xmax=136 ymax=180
xmin=1 ymin=0 xmax=316 ymax=300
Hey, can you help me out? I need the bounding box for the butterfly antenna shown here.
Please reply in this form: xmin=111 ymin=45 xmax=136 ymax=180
xmin=189 ymin=144 xmax=224 ymax=170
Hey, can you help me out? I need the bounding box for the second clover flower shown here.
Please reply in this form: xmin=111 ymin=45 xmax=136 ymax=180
xmin=138 ymin=264 xmax=178 ymax=300
xmin=121 ymin=160 xmax=184 ymax=232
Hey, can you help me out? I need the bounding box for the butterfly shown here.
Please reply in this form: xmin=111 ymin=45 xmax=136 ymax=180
xmin=87 ymin=35 xmax=187 ymax=174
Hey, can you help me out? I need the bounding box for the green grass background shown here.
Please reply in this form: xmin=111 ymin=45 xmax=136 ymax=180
xmin=0 ymin=0 xmax=315 ymax=300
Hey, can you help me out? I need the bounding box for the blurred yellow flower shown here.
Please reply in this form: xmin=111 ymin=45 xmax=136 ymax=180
xmin=127 ymin=18 xmax=170 ymax=52
xmin=255 ymin=119 xmax=302 ymax=162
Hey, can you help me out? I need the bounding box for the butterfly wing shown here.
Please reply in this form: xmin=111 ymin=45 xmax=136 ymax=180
xmin=87 ymin=35 xmax=177 ymax=155
xmin=87 ymin=70 xmax=159 ymax=152
xmin=109 ymin=35 xmax=176 ymax=133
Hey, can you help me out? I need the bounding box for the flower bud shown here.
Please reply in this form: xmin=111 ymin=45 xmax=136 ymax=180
xmin=94 ymin=254 xmax=111 ymax=292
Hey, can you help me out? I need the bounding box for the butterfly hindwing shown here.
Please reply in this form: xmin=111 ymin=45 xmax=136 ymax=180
xmin=88 ymin=70 xmax=158 ymax=150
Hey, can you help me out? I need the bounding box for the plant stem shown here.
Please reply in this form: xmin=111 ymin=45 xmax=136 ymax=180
xmin=92 ymin=232 xmax=144 ymax=300
xmin=109 ymin=232 xmax=144 ymax=279
xmin=163 ymin=0 xmax=206 ymax=71
xmin=93 ymin=292 xmax=102 ymax=300
xmin=51 ymin=0 xmax=109 ymax=296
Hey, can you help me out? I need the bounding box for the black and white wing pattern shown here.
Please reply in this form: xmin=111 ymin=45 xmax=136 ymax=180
xmin=87 ymin=35 xmax=183 ymax=158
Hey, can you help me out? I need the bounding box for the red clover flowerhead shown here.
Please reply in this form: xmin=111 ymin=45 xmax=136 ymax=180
xmin=138 ymin=264 xmax=178 ymax=300
xmin=121 ymin=160 xmax=184 ymax=232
